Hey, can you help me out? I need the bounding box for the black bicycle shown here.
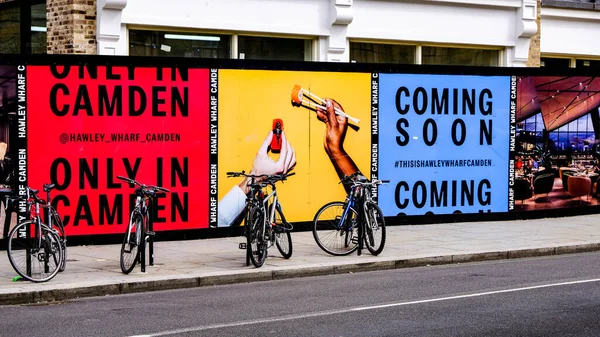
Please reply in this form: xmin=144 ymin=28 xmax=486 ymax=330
xmin=312 ymin=173 xmax=388 ymax=256
xmin=117 ymin=175 xmax=170 ymax=274
xmin=6 ymin=184 xmax=66 ymax=282
xmin=227 ymin=171 xmax=294 ymax=268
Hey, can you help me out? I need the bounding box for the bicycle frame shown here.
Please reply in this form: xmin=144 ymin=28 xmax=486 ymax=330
xmin=337 ymin=184 xmax=362 ymax=230
xmin=29 ymin=191 xmax=43 ymax=252
xmin=126 ymin=191 xmax=147 ymax=243
xmin=117 ymin=175 xmax=168 ymax=274
xmin=335 ymin=178 xmax=383 ymax=256
xmin=42 ymin=188 xmax=63 ymax=235
xmin=231 ymin=171 xmax=293 ymax=266
xmin=262 ymin=187 xmax=278 ymax=227
xmin=25 ymin=188 xmax=51 ymax=275
xmin=125 ymin=188 xmax=152 ymax=269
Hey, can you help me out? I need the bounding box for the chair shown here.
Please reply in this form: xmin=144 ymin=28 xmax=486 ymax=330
xmin=514 ymin=178 xmax=533 ymax=204
xmin=567 ymin=175 xmax=591 ymax=204
xmin=562 ymin=170 xmax=576 ymax=191
xmin=559 ymin=167 xmax=576 ymax=181
xmin=533 ymin=173 xmax=555 ymax=199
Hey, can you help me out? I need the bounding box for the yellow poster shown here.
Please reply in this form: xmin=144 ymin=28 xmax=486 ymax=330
xmin=216 ymin=69 xmax=371 ymax=226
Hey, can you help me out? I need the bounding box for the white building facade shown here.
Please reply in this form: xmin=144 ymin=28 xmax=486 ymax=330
xmin=94 ymin=0 xmax=600 ymax=69
xmin=540 ymin=1 xmax=600 ymax=68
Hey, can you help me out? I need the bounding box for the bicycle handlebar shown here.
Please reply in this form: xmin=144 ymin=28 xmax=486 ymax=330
xmin=116 ymin=175 xmax=170 ymax=193
xmin=227 ymin=171 xmax=295 ymax=182
xmin=339 ymin=173 xmax=390 ymax=186
xmin=226 ymin=171 xmax=270 ymax=179
xmin=264 ymin=172 xmax=295 ymax=184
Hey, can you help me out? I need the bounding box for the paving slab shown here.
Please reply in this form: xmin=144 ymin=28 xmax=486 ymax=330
xmin=1 ymin=214 xmax=600 ymax=305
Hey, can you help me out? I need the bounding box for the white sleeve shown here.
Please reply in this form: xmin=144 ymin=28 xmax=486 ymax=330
xmin=217 ymin=185 xmax=247 ymax=227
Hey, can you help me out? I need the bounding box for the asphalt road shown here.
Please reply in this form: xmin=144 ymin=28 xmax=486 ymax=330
xmin=2 ymin=252 xmax=600 ymax=337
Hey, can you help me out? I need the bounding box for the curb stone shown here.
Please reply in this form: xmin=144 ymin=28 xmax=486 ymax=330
xmin=272 ymin=266 xmax=335 ymax=280
xmin=508 ymin=247 xmax=555 ymax=259
xmin=555 ymin=243 xmax=600 ymax=255
xmin=200 ymin=270 xmax=273 ymax=286
xmin=2 ymin=243 xmax=600 ymax=306
xmin=396 ymin=255 xmax=453 ymax=268
xmin=334 ymin=261 xmax=396 ymax=274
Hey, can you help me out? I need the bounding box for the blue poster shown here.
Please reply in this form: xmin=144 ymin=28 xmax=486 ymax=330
xmin=377 ymin=74 xmax=510 ymax=216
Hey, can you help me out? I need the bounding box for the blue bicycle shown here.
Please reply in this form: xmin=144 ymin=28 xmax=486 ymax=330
xmin=312 ymin=173 xmax=388 ymax=256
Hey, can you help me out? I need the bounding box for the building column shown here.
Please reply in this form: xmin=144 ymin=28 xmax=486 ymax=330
xmin=47 ymin=0 xmax=98 ymax=54
xmin=326 ymin=0 xmax=353 ymax=62
xmin=525 ymin=0 xmax=541 ymax=67
xmin=511 ymin=0 xmax=538 ymax=67
xmin=96 ymin=0 xmax=127 ymax=55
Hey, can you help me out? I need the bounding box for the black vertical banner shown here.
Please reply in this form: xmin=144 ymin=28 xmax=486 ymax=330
xmin=16 ymin=64 xmax=28 ymax=236
xmin=370 ymin=72 xmax=379 ymax=203
xmin=508 ymin=75 xmax=517 ymax=211
xmin=209 ymin=68 xmax=218 ymax=228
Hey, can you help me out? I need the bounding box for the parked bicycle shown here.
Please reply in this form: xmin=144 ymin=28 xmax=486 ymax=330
xmin=117 ymin=175 xmax=170 ymax=274
xmin=312 ymin=173 xmax=388 ymax=256
xmin=226 ymin=170 xmax=295 ymax=268
xmin=6 ymin=183 xmax=66 ymax=282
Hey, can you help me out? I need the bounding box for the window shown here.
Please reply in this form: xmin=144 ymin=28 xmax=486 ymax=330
xmin=129 ymin=30 xmax=314 ymax=61
xmin=129 ymin=30 xmax=231 ymax=58
xmin=422 ymin=46 xmax=499 ymax=66
xmin=575 ymin=59 xmax=600 ymax=69
xmin=349 ymin=43 xmax=499 ymax=66
xmin=0 ymin=66 xmax=17 ymax=169
xmin=541 ymin=57 xmax=600 ymax=69
xmin=517 ymin=112 xmax=546 ymax=152
xmin=238 ymin=36 xmax=311 ymax=61
xmin=549 ymin=113 xmax=596 ymax=151
xmin=540 ymin=57 xmax=570 ymax=68
xmin=518 ymin=112 xmax=546 ymax=137
xmin=0 ymin=0 xmax=46 ymax=54
xmin=30 ymin=3 xmax=45 ymax=54
xmin=349 ymin=42 xmax=415 ymax=64
xmin=0 ymin=6 xmax=20 ymax=54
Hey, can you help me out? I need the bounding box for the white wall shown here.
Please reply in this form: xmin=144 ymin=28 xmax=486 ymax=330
xmin=349 ymin=0 xmax=518 ymax=47
xmin=97 ymin=0 xmax=538 ymax=66
xmin=121 ymin=0 xmax=330 ymax=37
xmin=541 ymin=7 xmax=600 ymax=58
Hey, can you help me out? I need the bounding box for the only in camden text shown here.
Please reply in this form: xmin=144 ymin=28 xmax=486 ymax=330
xmin=48 ymin=157 xmax=189 ymax=227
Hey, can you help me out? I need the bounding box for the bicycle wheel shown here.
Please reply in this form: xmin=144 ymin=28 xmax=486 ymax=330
xmin=7 ymin=221 xmax=64 ymax=283
xmin=50 ymin=209 xmax=67 ymax=272
xmin=312 ymin=201 xmax=359 ymax=256
xmin=273 ymin=207 xmax=292 ymax=259
xmin=364 ymin=202 xmax=386 ymax=255
xmin=120 ymin=215 xmax=143 ymax=274
xmin=247 ymin=207 xmax=267 ymax=268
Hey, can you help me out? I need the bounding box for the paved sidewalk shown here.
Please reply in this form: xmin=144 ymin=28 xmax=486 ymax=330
xmin=1 ymin=214 xmax=600 ymax=305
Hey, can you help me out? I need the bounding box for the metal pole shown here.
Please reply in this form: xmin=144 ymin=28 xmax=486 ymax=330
xmin=357 ymin=189 xmax=364 ymax=256
xmin=140 ymin=232 xmax=146 ymax=273
xmin=149 ymin=199 xmax=154 ymax=266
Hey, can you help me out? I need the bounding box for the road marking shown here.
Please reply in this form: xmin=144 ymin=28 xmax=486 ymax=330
xmin=351 ymin=277 xmax=600 ymax=311
xmin=128 ymin=277 xmax=600 ymax=336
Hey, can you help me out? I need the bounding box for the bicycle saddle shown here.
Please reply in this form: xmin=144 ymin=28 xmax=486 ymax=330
xmin=28 ymin=188 xmax=39 ymax=194
xmin=43 ymin=183 xmax=56 ymax=192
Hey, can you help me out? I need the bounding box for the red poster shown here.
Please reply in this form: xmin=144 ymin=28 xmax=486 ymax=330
xmin=27 ymin=65 xmax=209 ymax=236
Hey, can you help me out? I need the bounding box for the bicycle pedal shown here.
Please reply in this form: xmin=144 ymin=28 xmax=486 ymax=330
xmin=239 ymin=243 xmax=247 ymax=250
xmin=351 ymin=236 xmax=359 ymax=244
xmin=146 ymin=231 xmax=156 ymax=236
